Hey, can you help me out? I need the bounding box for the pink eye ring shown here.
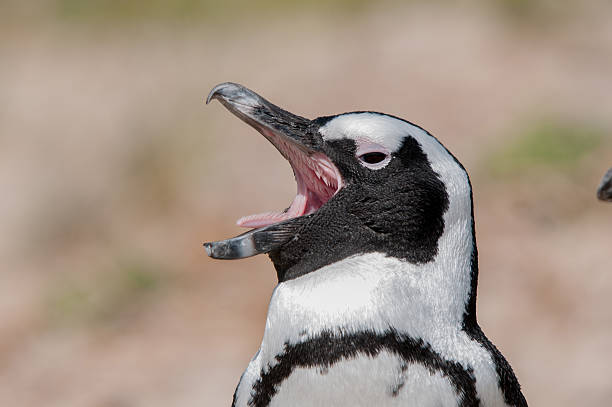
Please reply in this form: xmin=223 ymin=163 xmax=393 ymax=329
xmin=355 ymin=141 xmax=391 ymax=169
xmin=359 ymin=152 xmax=387 ymax=164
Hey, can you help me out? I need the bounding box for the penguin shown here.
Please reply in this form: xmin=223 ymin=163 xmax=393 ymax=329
xmin=204 ymin=82 xmax=528 ymax=407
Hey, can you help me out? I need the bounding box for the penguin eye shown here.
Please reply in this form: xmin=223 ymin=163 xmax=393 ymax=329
xmin=355 ymin=142 xmax=391 ymax=169
xmin=359 ymin=152 xmax=387 ymax=164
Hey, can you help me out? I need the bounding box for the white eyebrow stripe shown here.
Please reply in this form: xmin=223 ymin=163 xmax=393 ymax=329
xmin=319 ymin=113 xmax=410 ymax=153
xmin=318 ymin=113 xmax=465 ymax=203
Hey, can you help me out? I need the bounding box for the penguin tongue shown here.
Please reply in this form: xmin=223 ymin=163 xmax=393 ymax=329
xmin=235 ymin=150 xmax=342 ymax=229
xmin=205 ymin=148 xmax=342 ymax=259
xmin=235 ymin=194 xmax=306 ymax=228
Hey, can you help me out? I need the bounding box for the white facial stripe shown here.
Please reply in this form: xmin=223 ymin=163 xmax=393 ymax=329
xmin=319 ymin=113 xmax=460 ymax=173
xmin=319 ymin=113 xmax=409 ymax=153
xmin=320 ymin=113 xmax=470 ymax=230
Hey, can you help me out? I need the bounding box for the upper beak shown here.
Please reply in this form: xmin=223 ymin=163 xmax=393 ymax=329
xmin=206 ymin=82 xmax=320 ymax=154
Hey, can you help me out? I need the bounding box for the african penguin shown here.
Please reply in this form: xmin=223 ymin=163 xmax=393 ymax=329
xmin=204 ymin=82 xmax=528 ymax=407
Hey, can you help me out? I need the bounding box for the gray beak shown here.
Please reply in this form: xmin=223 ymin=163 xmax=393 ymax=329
xmin=204 ymin=83 xmax=320 ymax=259
xmin=204 ymin=216 xmax=311 ymax=259
xmin=206 ymin=82 xmax=320 ymax=154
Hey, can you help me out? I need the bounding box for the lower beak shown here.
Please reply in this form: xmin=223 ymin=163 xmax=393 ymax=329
xmin=204 ymin=216 xmax=311 ymax=259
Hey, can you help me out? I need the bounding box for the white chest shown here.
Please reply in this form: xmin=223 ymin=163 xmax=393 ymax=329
xmin=231 ymin=253 xmax=506 ymax=407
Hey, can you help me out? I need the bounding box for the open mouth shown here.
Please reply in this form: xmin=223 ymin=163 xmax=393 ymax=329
xmin=236 ymin=131 xmax=343 ymax=228
xmin=204 ymin=82 xmax=343 ymax=259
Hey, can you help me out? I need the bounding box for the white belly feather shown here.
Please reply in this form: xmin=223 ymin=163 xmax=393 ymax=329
xmin=270 ymin=351 xmax=459 ymax=407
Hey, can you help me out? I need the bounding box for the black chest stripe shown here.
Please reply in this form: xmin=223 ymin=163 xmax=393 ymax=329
xmin=246 ymin=330 xmax=480 ymax=407
xmin=462 ymin=323 xmax=528 ymax=407
xmin=460 ymin=185 xmax=527 ymax=407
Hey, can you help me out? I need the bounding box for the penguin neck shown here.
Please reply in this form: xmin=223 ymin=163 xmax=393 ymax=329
xmin=262 ymin=191 xmax=477 ymax=347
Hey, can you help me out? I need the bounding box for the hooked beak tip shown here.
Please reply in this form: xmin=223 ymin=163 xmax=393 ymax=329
xmin=206 ymin=82 xmax=244 ymax=105
xmin=205 ymin=83 xmax=226 ymax=105
xmin=205 ymin=88 xmax=218 ymax=105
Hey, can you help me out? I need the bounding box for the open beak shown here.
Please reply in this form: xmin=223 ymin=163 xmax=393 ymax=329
xmin=204 ymin=83 xmax=343 ymax=259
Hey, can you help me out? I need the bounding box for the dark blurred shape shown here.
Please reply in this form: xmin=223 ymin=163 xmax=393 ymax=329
xmin=597 ymin=168 xmax=612 ymax=202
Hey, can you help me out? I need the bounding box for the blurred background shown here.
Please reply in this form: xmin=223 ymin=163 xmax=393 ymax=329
xmin=1 ymin=0 xmax=611 ymax=406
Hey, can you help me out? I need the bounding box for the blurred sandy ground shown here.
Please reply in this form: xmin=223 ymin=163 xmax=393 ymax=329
xmin=1 ymin=1 xmax=611 ymax=406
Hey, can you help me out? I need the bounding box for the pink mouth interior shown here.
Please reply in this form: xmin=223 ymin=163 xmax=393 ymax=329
xmin=236 ymin=132 xmax=343 ymax=228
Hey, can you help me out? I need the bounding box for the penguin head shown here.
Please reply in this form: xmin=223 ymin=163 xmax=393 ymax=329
xmin=205 ymin=83 xmax=473 ymax=286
